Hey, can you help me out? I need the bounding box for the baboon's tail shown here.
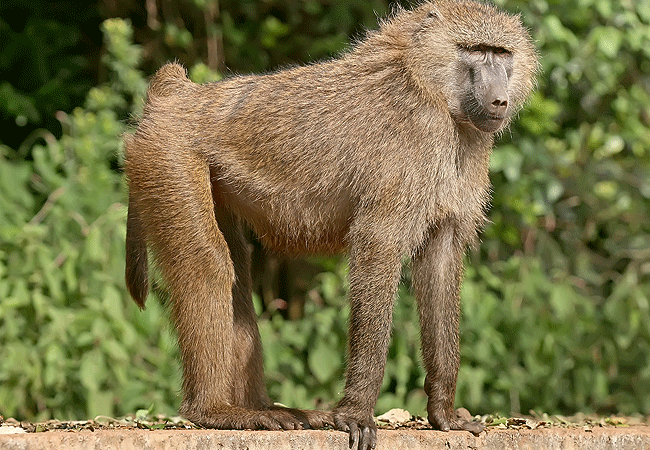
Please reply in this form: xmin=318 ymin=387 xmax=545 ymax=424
xmin=125 ymin=188 xmax=149 ymax=309
xmin=124 ymin=131 xmax=149 ymax=309
xmin=125 ymin=62 xmax=189 ymax=308
xmin=146 ymin=62 xmax=190 ymax=99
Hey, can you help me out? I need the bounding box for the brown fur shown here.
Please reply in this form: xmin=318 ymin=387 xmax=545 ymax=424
xmin=124 ymin=1 xmax=537 ymax=449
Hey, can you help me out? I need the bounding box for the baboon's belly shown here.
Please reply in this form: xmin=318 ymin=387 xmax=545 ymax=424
xmin=211 ymin=175 xmax=351 ymax=255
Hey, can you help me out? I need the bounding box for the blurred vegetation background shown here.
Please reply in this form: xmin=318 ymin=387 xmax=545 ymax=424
xmin=1 ymin=0 xmax=649 ymax=422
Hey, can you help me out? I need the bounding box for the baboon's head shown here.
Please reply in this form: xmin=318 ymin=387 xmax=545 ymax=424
xmin=404 ymin=0 xmax=538 ymax=133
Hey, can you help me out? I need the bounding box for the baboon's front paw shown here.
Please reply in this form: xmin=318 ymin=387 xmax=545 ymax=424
xmin=333 ymin=408 xmax=376 ymax=450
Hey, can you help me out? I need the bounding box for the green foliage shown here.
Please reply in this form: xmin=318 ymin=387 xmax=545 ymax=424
xmin=1 ymin=0 xmax=650 ymax=422
xmin=0 ymin=18 xmax=181 ymax=421
xmin=0 ymin=0 xmax=101 ymax=149
xmin=474 ymin=0 xmax=650 ymax=415
xmin=212 ymin=0 xmax=389 ymax=72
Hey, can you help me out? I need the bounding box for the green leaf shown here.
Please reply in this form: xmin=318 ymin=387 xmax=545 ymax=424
xmin=261 ymin=16 xmax=290 ymax=49
xmin=88 ymin=389 xmax=114 ymax=418
xmin=308 ymin=341 xmax=340 ymax=383
xmin=592 ymin=27 xmax=623 ymax=58
xmin=79 ymin=350 xmax=106 ymax=392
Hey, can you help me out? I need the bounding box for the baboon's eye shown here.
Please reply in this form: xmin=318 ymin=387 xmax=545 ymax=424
xmin=427 ymin=10 xmax=439 ymax=19
xmin=466 ymin=44 xmax=511 ymax=55
xmin=468 ymin=44 xmax=489 ymax=53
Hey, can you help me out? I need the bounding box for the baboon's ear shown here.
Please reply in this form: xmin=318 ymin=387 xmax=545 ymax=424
xmin=414 ymin=6 xmax=440 ymax=39
xmin=426 ymin=9 xmax=439 ymax=20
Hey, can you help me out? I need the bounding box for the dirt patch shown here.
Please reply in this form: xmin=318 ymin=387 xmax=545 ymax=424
xmin=0 ymin=414 xmax=195 ymax=433
xmin=2 ymin=409 xmax=648 ymax=434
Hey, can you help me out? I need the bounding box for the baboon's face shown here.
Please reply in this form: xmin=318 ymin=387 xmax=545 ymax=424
xmin=411 ymin=1 xmax=535 ymax=134
xmin=457 ymin=44 xmax=513 ymax=133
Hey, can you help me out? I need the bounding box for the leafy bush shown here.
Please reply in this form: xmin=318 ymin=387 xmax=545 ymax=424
xmin=0 ymin=0 xmax=102 ymax=149
xmin=467 ymin=0 xmax=650 ymax=415
xmin=0 ymin=18 xmax=181 ymax=421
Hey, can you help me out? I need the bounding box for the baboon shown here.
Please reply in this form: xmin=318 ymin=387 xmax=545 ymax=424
xmin=124 ymin=1 xmax=537 ymax=449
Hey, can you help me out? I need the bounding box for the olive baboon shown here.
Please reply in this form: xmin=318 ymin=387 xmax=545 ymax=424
xmin=124 ymin=1 xmax=538 ymax=449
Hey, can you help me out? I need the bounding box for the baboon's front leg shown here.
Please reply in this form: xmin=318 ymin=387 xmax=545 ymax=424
xmin=333 ymin=229 xmax=403 ymax=450
xmin=412 ymin=220 xmax=484 ymax=435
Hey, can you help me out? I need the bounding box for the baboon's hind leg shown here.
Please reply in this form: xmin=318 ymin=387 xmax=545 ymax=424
xmin=215 ymin=209 xmax=333 ymax=429
xmin=136 ymin=151 xmax=304 ymax=430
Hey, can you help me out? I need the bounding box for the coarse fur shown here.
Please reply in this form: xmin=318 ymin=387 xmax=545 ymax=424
xmin=124 ymin=1 xmax=538 ymax=449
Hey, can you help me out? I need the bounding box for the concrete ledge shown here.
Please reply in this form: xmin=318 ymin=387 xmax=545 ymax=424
xmin=2 ymin=426 xmax=650 ymax=450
